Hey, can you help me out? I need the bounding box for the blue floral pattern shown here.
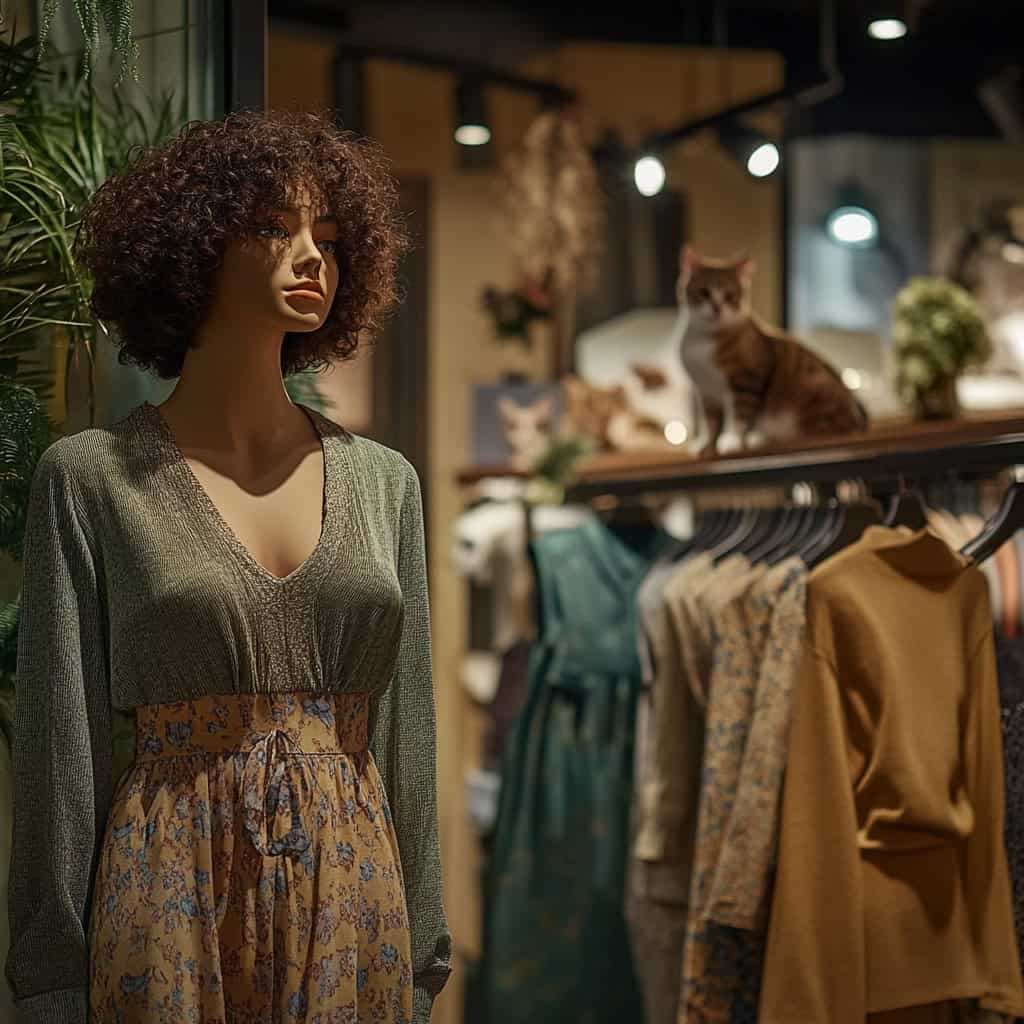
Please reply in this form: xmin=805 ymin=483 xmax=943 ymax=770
xmin=678 ymin=559 xmax=806 ymax=1024
xmin=87 ymin=691 xmax=414 ymax=1023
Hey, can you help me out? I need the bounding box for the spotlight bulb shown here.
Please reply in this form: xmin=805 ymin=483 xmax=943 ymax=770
xmin=747 ymin=142 xmax=780 ymax=179
xmin=826 ymin=206 xmax=879 ymax=248
xmin=868 ymin=18 xmax=907 ymax=40
xmin=455 ymin=124 xmax=491 ymax=147
xmin=634 ymin=155 xmax=666 ymax=197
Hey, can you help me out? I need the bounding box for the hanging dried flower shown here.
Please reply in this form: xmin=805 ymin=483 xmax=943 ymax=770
xmin=499 ymin=109 xmax=605 ymax=299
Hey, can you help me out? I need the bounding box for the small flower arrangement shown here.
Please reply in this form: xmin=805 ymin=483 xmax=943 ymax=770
xmin=525 ymin=434 xmax=595 ymax=506
xmin=892 ymin=276 xmax=990 ymax=419
xmin=480 ymin=277 xmax=552 ymax=343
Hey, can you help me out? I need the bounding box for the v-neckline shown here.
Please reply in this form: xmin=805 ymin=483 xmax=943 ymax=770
xmin=140 ymin=399 xmax=335 ymax=586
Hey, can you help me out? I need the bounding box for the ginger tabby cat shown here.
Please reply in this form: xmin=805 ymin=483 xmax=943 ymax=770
xmin=678 ymin=247 xmax=867 ymax=456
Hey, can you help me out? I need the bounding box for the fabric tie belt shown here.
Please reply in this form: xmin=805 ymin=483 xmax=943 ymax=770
xmin=239 ymin=727 xmax=330 ymax=858
xmin=134 ymin=691 xmax=372 ymax=860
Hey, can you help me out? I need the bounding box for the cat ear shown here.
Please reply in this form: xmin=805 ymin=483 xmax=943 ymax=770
xmin=497 ymin=397 xmax=518 ymax=421
xmin=735 ymin=255 xmax=757 ymax=283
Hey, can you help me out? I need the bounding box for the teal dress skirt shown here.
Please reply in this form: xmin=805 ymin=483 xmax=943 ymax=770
xmin=480 ymin=516 xmax=673 ymax=1024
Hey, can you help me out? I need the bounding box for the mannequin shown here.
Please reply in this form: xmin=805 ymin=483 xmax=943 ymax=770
xmin=6 ymin=109 xmax=450 ymax=1024
xmin=154 ymin=194 xmax=340 ymax=580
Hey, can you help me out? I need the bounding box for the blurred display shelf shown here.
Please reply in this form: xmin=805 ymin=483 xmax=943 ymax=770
xmin=456 ymin=408 xmax=1024 ymax=496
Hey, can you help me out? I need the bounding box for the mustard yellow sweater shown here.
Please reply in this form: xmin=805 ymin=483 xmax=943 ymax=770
xmin=760 ymin=526 xmax=1024 ymax=1022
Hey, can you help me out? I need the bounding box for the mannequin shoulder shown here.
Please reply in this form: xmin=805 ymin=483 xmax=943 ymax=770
xmin=332 ymin=427 xmax=418 ymax=486
xmin=30 ymin=419 xmax=125 ymax=489
xmin=328 ymin=429 xmax=422 ymax=527
xmin=28 ymin=409 xmax=151 ymax=517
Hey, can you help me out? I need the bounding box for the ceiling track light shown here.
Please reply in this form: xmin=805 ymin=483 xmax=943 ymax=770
xmin=633 ymin=153 xmax=667 ymax=197
xmin=867 ymin=17 xmax=907 ymax=39
xmin=866 ymin=2 xmax=910 ymax=40
xmin=718 ymin=119 xmax=782 ymax=179
xmin=455 ymin=76 xmax=491 ymax=147
xmin=825 ymin=184 xmax=880 ymax=249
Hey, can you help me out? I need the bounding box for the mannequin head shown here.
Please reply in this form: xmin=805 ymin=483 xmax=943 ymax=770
xmin=215 ymin=184 xmax=341 ymax=337
xmin=75 ymin=109 xmax=408 ymax=379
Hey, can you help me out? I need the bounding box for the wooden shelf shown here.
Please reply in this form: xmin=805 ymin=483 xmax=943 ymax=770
xmin=456 ymin=411 xmax=1024 ymax=496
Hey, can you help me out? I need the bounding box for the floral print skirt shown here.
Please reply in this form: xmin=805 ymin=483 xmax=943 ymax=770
xmin=87 ymin=691 xmax=414 ymax=1024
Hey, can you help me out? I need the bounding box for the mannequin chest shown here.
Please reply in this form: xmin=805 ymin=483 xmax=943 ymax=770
xmin=184 ymin=446 xmax=326 ymax=581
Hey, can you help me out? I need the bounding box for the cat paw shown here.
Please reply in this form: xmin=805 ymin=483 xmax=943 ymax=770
xmin=744 ymin=430 xmax=769 ymax=450
xmin=717 ymin=432 xmax=744 ymax=455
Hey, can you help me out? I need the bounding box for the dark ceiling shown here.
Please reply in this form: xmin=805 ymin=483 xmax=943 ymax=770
xmin=272 ymin=1 xmax=1024 ymax=138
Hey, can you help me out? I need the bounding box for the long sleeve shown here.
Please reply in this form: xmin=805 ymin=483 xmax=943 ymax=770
xmin=5 ymin=444 xmax=113 ymax=1024
xmin=371 ymin=459 xmax=452 ymax=1022
xmin=708 ymin=563 xmax=806 ymax=930
xmin=964 ymin=629 xmax=1024 ymax=1016
xmin=758 ymin=645 xmax=866 ymax=1024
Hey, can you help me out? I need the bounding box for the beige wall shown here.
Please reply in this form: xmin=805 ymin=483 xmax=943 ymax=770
xmin=268 ymin=28 xmax=783 ymax=1024
xmin=931 ymin=140 xmax=1024 ymax=262
xmin=426 ymin=177 xmax=550 ymax=1011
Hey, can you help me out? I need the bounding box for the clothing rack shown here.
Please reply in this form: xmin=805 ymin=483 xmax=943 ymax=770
xmin=457 ymin=413 xmax=1024 ymax=499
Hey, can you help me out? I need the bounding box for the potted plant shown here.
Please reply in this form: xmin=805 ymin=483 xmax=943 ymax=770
xmin=0 ymin=32 xmax=181 ymax=770
xmin=891 ymin=276 xmax=990 ymax=420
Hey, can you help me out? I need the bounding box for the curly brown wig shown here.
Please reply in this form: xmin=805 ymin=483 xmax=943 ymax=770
xmin=74 ymin=108 xmax=410 ymax=379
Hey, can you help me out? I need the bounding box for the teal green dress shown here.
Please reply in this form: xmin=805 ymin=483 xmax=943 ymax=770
xmin=481 ymin=515 xmax=674 ymax=1024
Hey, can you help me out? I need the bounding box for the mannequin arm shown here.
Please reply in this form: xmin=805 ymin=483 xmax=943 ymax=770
xmin=371 ymin=459 xmax=452 ymax=1022
xmin=6 ymin=445 xmax=113 ymax=1024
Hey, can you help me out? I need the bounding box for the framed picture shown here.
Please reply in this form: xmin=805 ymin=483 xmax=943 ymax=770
xmin=471 ymin=379 xmax=564 ymax=467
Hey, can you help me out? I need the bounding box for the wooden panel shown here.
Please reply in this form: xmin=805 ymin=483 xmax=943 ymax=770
xmin=366 ymin=61 xmax=455 ymax=176
xmin=267 ymin=26 xmax=335 ymax=108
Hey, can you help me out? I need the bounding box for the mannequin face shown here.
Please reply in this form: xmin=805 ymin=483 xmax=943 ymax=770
xmin=216 ymin=188 xmax=341 ymax=333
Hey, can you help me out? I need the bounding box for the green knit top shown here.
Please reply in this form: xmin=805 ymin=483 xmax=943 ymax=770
xmin=5 ymin=399 xmax=451 ymax=1023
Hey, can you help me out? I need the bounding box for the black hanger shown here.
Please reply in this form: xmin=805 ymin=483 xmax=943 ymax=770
xmin=680 ymin=507 xmax=722 ymax=557
xmin=961 ymin=477 xmax=1024 ymax=564
xmin=745 ymin=507 xmax=798 ymax=565
xmin=710 ymin=507 xmax=760 ymax=563
xmin=795 ymin=495 xmax=842 ymax=564
xmin=732 ymin=507 xmax=786 ymax=561
xmin=759 ymin=504 xmax=814 ymax=565
xmin=789 ymin=504 xmax=828 ymax=561
xmin=805 ymin=500 xmax=882 ymax=568
xmin=701 ymin=507 xmax=740 ymax=552
xmin=744 ymin=506 xmax=796 ymax=564
xmin=883 ymin=479 xmax=928 ymax=531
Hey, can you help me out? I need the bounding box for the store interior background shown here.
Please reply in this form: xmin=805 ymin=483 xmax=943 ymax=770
xmin=3 ymin=2 xmax=1024 ymax=1022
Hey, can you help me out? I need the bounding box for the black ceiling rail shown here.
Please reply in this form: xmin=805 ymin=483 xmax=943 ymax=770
xmin=329 ymin=43 xmax=575 ymax=106
xmin=267 ymin=0 xmax=351 ymax=31
xmin=637 ymin=0 xmax=842 ymax=156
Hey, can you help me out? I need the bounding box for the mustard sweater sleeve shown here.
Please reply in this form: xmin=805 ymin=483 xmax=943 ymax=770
xmin=758 ymin=645 xmax=866 ymax=1024
xmin=965 ymin=630 xmax=1024 ymax=1017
